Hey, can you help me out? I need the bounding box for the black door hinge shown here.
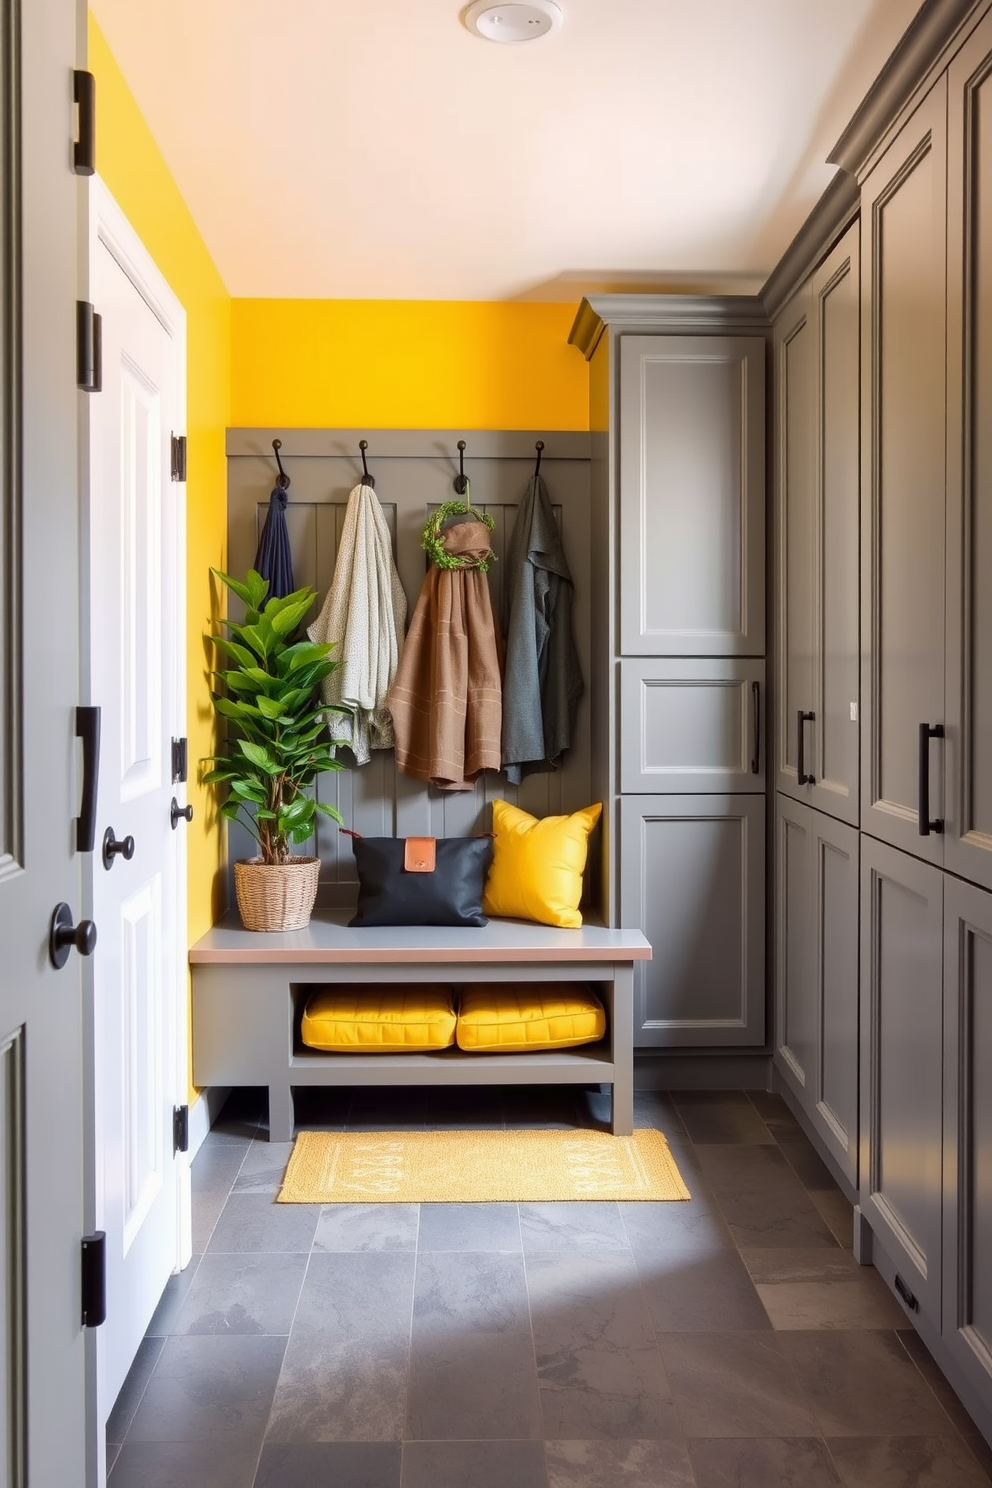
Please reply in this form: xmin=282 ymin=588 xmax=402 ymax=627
xmin=171 ymin=737 xmax=188 ymax=785
xmin=894 ymin=1274 xmax=919 ymax=1313
xmin=76 ymin=301 xmax=102 ymax=393
xmin=173 ymin=1104 xmax=190 ymax=1155
xmin=81 ymin=1232 xmax=106 ymax=1328
xmin=171 ymin=433 xmax=187 ymax=483
xmin=73 ymin=70 xmax=96 ymax=176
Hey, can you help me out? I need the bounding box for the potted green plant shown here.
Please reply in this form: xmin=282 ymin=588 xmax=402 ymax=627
xmin=203 ymin=567 xmax=344 ymax=931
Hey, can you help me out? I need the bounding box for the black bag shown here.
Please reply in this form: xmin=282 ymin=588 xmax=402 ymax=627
xmin=344 ymin=832 xmax=493 ymax=928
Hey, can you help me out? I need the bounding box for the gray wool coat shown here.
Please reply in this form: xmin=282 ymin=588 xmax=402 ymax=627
xmin=501 ymin=473 xmax=584 ymax=782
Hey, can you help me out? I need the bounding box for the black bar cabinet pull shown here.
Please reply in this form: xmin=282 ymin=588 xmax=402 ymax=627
xmin=75 ymin=706 xmax=101 ymax=852
xmin=797 ymin=710 xmax=815 ymax=785
xmin=751 ymin=681 xmax=760 ymax=774
xmin=918 ymin=722 xmax=944 ymax=836
xmin=73 ymin=70 xmax=96 ymax=176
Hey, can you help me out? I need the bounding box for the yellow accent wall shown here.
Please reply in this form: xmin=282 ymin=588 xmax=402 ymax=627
xmin=231 ymin=299 xmax=588 ymax=431
xmin=88 ymin=20 xmax=231 ymax=1084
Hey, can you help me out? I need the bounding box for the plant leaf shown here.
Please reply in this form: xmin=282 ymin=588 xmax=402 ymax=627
xmin=316 ymin=801 xmax=344 ymax=824
xmin=238 ymin=739 xmax=279 ymax=773
xmin=255 ymin=695 xmax=286 ymax=721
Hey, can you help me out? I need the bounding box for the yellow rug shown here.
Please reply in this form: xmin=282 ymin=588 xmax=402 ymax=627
xmin=277 ymin=1128 xmax=690 ymax=1204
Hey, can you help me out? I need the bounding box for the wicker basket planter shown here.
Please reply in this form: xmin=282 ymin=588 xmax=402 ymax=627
xmin=234 ymin=857 xmax=320 ymax=932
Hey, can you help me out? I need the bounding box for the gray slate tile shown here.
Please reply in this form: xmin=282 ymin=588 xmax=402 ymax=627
xmin=266 ymin=1251 xmax=415 ymax=1443
xmin=126 ymin=1335 xmax=285 ymax=1446
xmin=810 ymin=1188 xmax=856 ymax=1248
xmin=896 ymin=1327 xmax=987 ymax=1440
xmin=417 ymin=1202 xmax=521 ymax=1252
xmin=106 ymin=1335 xmax=166 ymax=1444
xmin=637 ymin=1248 xmax=772 ymax=1333
xmin=777 ymin=1134 xmax=841 ymax=1191
xmin=313 ymin=1203 xmax=420 ymax=1253
xmin=826 ymin=1434 xmax=992 ymax=1487
xmin=659 ymin=1332 xmax=818 ymax=1438
xmin=545 ymin=1439 xmax=695 ymax=1488
xmin=165 ymin=1253 xmax=307 ymax=1336
xmin=106 ymin=1442 xmax=120 ymax=1476
xmin=107 ymin=1439 xmax=260 ymax=1487
xmin=231 ymin=1140 xmax=294 ymax=1194
xmin=672 ymin=1092 xmax=775 ymax=1145
xmin=746 ymin=1091 xmax=803 ymax=1132
xmin=527 ymin=1251 xmax=680 ymax=1440
xmin=689 ymin=1435 xmax=844 ymax=1487
xmin=620 ymin=1199 xmax=735 ymax=1258
xmin=406 ymin=1330 xmax=544 ymax=1441
xmin=402 ymin=1440 xmax=549 ymax=1488
xmin=206 ymin=1192 xmax=320 ymax=1254
xmin=778 ymin=1329 xmax=954 ymax=1436
xmin=697 ymin=1144 xmax=839 ymax=1248
xmin=146 ymin=1258 xmax=201 ymax=1336
xmin=414 ymin=1250 xmax=531 ymax=1333
xmin=254 ymin=1441 xmax=402 ymax=1487
xmin=519 ymin=1202 xmax=629 ymax=1252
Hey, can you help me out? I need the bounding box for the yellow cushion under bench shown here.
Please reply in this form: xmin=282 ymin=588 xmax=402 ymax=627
xmin=301 ymin=987 xmax=457 ymax=1052
xmin=455 ymin=984 xmax=606 ymax=1053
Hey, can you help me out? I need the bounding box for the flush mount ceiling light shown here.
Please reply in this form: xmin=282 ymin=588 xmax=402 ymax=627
xmin=463 ymin=1 xmax=563 ymax=44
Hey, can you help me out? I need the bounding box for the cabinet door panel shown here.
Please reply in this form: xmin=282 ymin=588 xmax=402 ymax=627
xmin=812 ymin=225 xmax=861 ymax=827
xmin=774 ymin=796 xmax=813 ymax=1099
xmin=619 ymin=336 xmax=765 ymax=656
xmin=812 ymin=812 xmax=859 ymax=1188
xmin=861 ymin=85 xmax=947 ymax=864
xmin=942 ymin=875 xmax=992 ymax=1405
xmin=945 ymin=16 xmax=992 ymax=891
xmin=860 ymin=837 xmax=943 ymax=1322
xmin=774 ymin=291 xmax=815 ymax=799
xmin=619 ymin=659 xmax=764 ymax=794
xmin=620 ymin=795 xmax=765 ymax=1047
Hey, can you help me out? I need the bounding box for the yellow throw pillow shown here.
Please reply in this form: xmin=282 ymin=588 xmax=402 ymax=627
xmin=456 ymin=984 xmax=606 ymax=1052
xmin=482 ymin=799 xmax=602 ymax=928
xmin=300 ymin=987 xmax=456 ymax=1052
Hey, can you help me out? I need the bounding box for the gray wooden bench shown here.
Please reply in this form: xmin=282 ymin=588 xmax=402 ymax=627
xmin=189 ymin=911 xmax=652 ymax=1142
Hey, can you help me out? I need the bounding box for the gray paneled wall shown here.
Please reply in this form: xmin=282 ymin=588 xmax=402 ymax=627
xmin=224 ymin=429 xmax=592 ymax=906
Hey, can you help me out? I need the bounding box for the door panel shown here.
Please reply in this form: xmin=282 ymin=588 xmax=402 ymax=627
xmin=945 ymin=14 xmax=992 ymax=891
xmin=774 ymin=796 xmax=813 ymax=1099
xmin=812 ymin=811 xmax=859 ymax=1187
xmin=621 ymin=795 xmax=765 ymax=1046
xmin=811 ymin=225 xmax=861 ymax=827
xmin=942 ymin=874 xmax=992 ymax=1405
xmin=773 ymin=289 xmax=814 ymax=798
xmin=619 ymin=659 xmax=764 ymax=793
xmin=860 ymin=837 xmax=943 ymax=1322
xmin=0 ymin=0 xmax=87 ymax=1480
xmin=619 ymin=335 xmax=765 ymax=656
xmin=88 ymin=210 xmax=186 ymax=1426
xmin=861 ymin=84 xmax=947 ymax=864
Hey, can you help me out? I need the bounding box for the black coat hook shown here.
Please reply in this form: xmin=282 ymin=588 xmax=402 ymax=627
xmin=359 ymin=439 xmax=375 ymax=489
xmin=272 ymin=438 xmax=290 ymax=491
xmin=534 ymin=440 xmax=544 ymax=479
xmin=454 ymin=439 xmax=468 ymax=496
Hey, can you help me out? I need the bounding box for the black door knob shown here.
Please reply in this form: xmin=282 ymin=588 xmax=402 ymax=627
xmin=171 ymin=797 xmax=194 ymax=829
xmin=49 ymin=902 xmax=98 ymax=970
xmin=102 ymin=826 xmax=135 ymax=870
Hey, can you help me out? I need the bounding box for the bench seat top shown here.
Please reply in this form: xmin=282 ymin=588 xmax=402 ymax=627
xmin=189 ymin=909 xmax=652 ymax=966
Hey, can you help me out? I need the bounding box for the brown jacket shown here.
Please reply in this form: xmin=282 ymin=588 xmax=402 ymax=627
xmin=387 ymin=520 xmax=502 ymax=790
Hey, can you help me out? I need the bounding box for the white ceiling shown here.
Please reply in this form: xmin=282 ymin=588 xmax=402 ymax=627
xmin=90 ymin=0 xmax=922 ymax=301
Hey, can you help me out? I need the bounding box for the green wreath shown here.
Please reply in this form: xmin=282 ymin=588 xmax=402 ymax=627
xmin=421 ymin=489 xmax=497 ymax=573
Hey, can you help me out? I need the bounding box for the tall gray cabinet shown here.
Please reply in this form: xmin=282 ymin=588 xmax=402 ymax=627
xmin=569 ymin=300 xmax=767 ymax=1049
xmin=771 ymin=0 xmax=992 ymax=1443
xmin=772 ymin=220 xmax=862 ymax=1181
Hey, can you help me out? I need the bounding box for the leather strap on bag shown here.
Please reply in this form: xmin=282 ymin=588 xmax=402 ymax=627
xmin=404 ymin=837 xmax=436 ymax=873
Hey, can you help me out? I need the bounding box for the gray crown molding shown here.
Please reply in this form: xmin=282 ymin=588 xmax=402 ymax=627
xmin=226 ymin=428 xmax=592 ymax=461
xmin=568 ymin=294 xmax=770 ymax=361
xmin=761 ymin=170 xmax=860 ymax=323
xmin=828 ymin=0 xmax=987 ymax=175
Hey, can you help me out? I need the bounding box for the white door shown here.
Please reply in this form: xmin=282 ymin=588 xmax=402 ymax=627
xmin=0 ymin=0 xmax=88 ymax=1481
xmin=85 ymin=181 xmax=189 ymax=1452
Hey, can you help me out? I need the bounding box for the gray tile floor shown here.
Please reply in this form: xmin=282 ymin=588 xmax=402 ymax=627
xmin=106 ymin=1086 xmax=992 ymax=1487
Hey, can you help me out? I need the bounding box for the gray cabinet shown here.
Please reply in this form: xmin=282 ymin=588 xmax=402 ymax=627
xmin=942 ymin=874 xmax=992 ymax=1421
xmin=944 ymin=11 xmax=992 ymax=894
xmin=619 ymin=659 xmax=764 ymax=794
xmin=860 ymin=82 xmax=948 ymax=864
xmin=775 ymin=797 xmax=859 ymax=1187
xmin=618 ymin=335 xmax=765 ymax=657
xmin=773 ymin=223 xmax=860 ymax=827
xmin=620 ymin=794 xmax=765 ymax=1047
xmin=860 ymin=836 xmax=943 ymax=1325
